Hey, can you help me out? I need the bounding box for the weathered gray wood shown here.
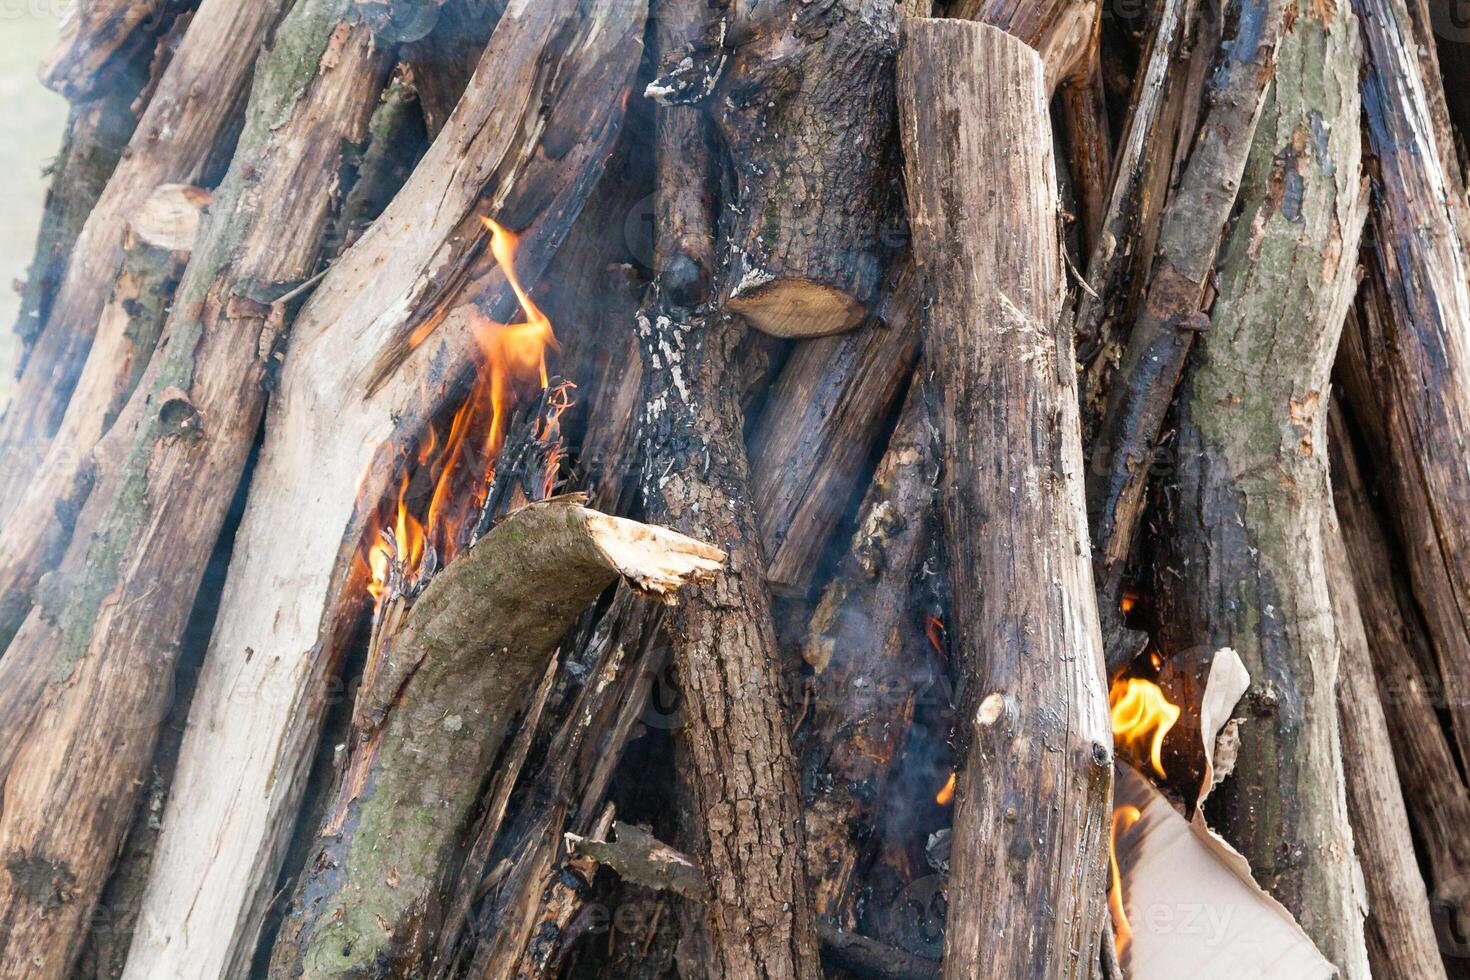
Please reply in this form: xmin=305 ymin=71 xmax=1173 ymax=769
xmin=1151 ymin=0 xmax=1370 ymax=968
xmin=123 ymin=5 xmax=648 ymax=976
xmin=1328 ymin=509 xmax=1448 ymax=980
xmin=0 ymin=2 xmax=392 ymax=975
xmin=898 ymin=19 xmax=1112 ymax=978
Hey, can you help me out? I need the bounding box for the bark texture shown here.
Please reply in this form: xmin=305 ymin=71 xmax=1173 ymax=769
xmin=1327 ymin=511 xmax=1448 ymax=980
xmin=0 ymin=0 xmax=286 ymax=506
xmin=124 ymin=5 xmax=646 ymax=976
xmin=269 ymin=499 xmax=720 ymax=978
xmin=0 ymin=3 xmax=391 ymax=977
xmin=898 ymin=20 xmax=1112 ymax=978
xmin=1152 ymin=0 xmax=1370 ymax=968
xmin=708 ymin=0 xmax=899 ymax=338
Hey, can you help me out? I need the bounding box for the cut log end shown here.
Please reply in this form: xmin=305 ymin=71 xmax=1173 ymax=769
xmin=581 ymin=509 xmax=726 ymax=599
xmin=725 ymin=278 xmax=868 ymax=339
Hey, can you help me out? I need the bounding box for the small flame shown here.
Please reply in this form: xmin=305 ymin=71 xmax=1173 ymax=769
xmin=925 ymin=615 xmax=946 ymax=656
xmin=1110 ymin=676 xmax=1180 ymax=779
xmin=1109 ymin=805 xmax=1143 ymax=954
xmin=363 ymin=217 xmax=563 ymax=610
xmin=936 ymin=771 xmax=957 ymax=806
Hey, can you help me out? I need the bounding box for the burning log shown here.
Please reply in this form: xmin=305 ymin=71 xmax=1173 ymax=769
xmin=898 ymin=19 xmax=1113 ymax=977
xmin=1327 ymin=510 xmax=1448 ymax=980
xmin=1338 ymin=0 xmax=1470 ymax=772
xmin=705 ymin=0 xmax=899 ymax=338
xmin=123 ymin=5 xmax=648 ymax=976
xmin=618 ymin=5 xmax=823 ymax=975
xmin=1150 ymin=0 xmax=1371 ymax=966
xmin=269 ymin=497 xmax=722 ymax=977
xmin=0 ymin=0 xmax=288 ymax=508
xmin=0 ymin=1 xmax=392 ymax=974
xmin=1329 ymin=402 xmax=1470 ymax=963
xmin=800 ymin=381 xmax=936 ymax=925
xmin=1085 ymin=0 xmax=1284 ymax=661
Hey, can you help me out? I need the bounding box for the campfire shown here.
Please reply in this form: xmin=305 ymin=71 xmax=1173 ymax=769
xmin=0 ymin=0 xmax=1465 ymax=978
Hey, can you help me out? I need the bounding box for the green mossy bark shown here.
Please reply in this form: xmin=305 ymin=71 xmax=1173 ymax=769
xmin=1157 ymin=0 xmax=1370 ymax=972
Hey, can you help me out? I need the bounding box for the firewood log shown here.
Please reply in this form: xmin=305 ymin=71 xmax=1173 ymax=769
xmin=898 ymin=19 xmax=1112 ymax=977
xmin=39 ymin=0 xmax=186 ymax=101
xmin=1339 ymin=0 xmax=1470 ymax=773
xmin=1085 ymin=0 xmax=1284 ymax=661
xmin=747 ymin=266 xmax=920 ymax=595
xmin=1327 ymin=508 xmax=1448 ymax=980
xmin=0 ymin=0 xmax=287 ymax=510
xmin=0 ymin=2 xmax=393 ymax=975
xmin=800 ymin=380 xmax=935 ymax=925
xmin=400 ymin=0 xmax=502 ymax=138
xmin=1329 ymin=402 xmax=1470 ymax=968
xmin=123 ymin=5 xmax=647 ymax=977
xmin=707 ymin=0 xmax=899 ymax=338
xmin=0 ymin=183 xmax=208 ymax=653
xmin=1150 ymin=0 xmax=1370 ymax=967
xmin=268 ymin=498 xmax=721 ymax=978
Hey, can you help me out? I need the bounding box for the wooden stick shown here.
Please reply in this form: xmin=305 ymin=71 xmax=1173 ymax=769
xmin=0 ymin=0 xmax=287 ymax=509
xmin=708 ymin=0 xmax=899 ymax=338
xmin=898 ymin=20 xmax=1112 ymax=977
xmin=1329 ymin=402 xmax=1470 ymax=964
xmin=123 ymin=6 xmax=647 ymax=976
xmin=801 ymin=380 xmax=935 ymax=925
xmin=0 ymin=2 xmax=392 ymax=975
xmin=1085 ymin=0 xmax=1284 ymax=646
xmin=1151 ymin=0 xmax=1369 ymax=967
xmin=268 ymin=498 xmax=721 ymax=978
xmin=1327 ymin=508 xmax=1448 ymax=980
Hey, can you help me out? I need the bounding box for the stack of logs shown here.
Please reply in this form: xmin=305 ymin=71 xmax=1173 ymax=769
xmin=0 ymin=0 xmax=1468 ymax=977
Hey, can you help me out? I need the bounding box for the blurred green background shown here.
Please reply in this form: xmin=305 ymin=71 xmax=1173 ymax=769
xmin=1 ymin=12 xmax=67 ymax=408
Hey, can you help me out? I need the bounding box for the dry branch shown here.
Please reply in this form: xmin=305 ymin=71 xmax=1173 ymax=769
xmin=898 ymin=19 xmax=1112 ymax=977
xmin=707 ymin=0 xmax=899 ymax=338
xmin=0 ymin=2 xmax=392 ymax=975
xmin=269 ymin=498 xmax=721 ymax=977
xmin=0 ymin=0 xmax=287 ymax=507
xmin=1085 ymin=0 xmax=1284 ymax=655
xmin=124 ymin=5 xmax=648 ymax=976
xmin=1327 ymin=510 xmax=1448 ymax=980
xmin=1151 ymin=0 xmax=1370 ymax=965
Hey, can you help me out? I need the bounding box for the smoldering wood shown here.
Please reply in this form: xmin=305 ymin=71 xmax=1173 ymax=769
xmin=122 ymin=6 xmax=648 ymax=976
xmin=0 ymin=4 xmax=394 ymax=975
xmin=1327 ymin=511 xmax=1448 ymax=980
xmin=898 ymin=19 xmax=1112 ymax=977
xmin=1150 ymin=0 xmax=1370 ymax=965
xmin=747 ymin=265 xmax=920 ymax=596
xmin=1084 ymin=0 xmax=1284 ymax=661
xmin=1329 ymin=402 xmax=1470 ymax=965
xmin=800 ymin=381 xmax=936 ymax=926
xmin=0 ymin=0 xmax=288 ymax=507
xmin=707 ymin=0 xmax=899 ymax=338
xmin=268 ymin=498 xmax=721 ymax=978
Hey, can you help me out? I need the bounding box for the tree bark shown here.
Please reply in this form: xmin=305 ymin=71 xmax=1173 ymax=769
xmin=1150 ymin=0 xmax=1370 ymax=968
xmin=1085 ymin=0 xmax=1284 ymax=655
xmin=0 ymin=0 xmax=287 ymax=507
xmin=1342 ymin=0 xmax=1470 ymax=772
xmin=898 ymin=20 xmax=1112 ymax=978
xmin=0 ymin=3 xmax=393 ymax=977
xmin=800 ymin=380 xmax=935 ymax=926
xmin=706 ymin=0 xmax=899 ymax=338
xmin=39 ymin=0 xmax=186 ymax=101
xmin=1329 ymin=401 xmax=1470 ymax=967
xmin=123 ymin=5 xmax=647 ymax=977
xmin=1327 ymin=509 xmax=1449 ymax=980
xmin=268 ymin=498 xmax=720 ymax=978
xmin=746 ymin=265 xmax=920 ymax=596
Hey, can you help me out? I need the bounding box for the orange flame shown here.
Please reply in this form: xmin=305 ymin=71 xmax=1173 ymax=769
xmin=1110 ymin=805 xmax=1143 ymax=955
xmin=1110 ymin=676 xmax=1180 ymax=779
xmin=936 ymin=771 xmax=956 ymax=806
xmin=364 ymin=217 xmax=563 ymax=609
